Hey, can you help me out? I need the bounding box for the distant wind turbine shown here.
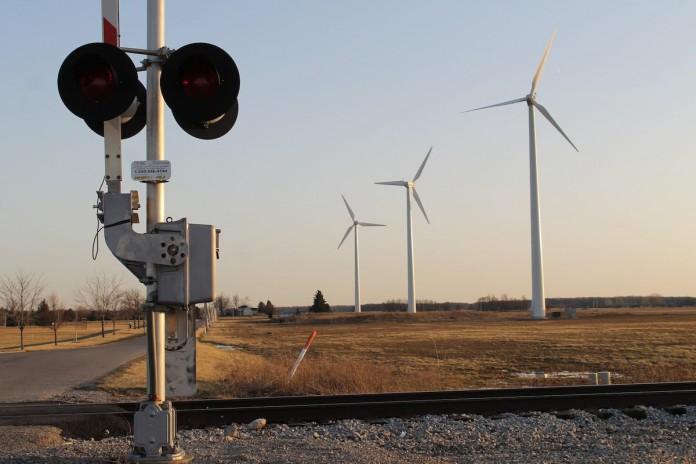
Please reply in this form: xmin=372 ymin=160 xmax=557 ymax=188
xmin=337 ymin=195 xmax=385 ymax=313
xmin=376 ymin=147 xmax=432 ymax=314
xmin=463 ymin=32 xmax=578 ymax=320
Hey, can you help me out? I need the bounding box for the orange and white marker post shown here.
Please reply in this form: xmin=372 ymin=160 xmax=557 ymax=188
xmin=288 ymin=330 xmax=317 ymax=381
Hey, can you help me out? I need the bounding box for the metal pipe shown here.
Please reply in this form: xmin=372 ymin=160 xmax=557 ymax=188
xmin=146 ymin=298 xmax=157 ymax=397
xmin=145 ymin=0 xmax=166 ymax=402
xmin=120 ymin=46 xmax=169 ymax=56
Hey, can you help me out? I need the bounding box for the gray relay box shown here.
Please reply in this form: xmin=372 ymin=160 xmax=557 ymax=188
xmin=156 ymin=219 xmax=217 ymax=306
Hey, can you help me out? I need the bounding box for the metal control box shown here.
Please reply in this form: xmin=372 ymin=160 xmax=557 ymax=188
xmin=156 ymin=220 xmax=217 ymax=306
xmin=188 ymin=224 xmax=216 ymax=304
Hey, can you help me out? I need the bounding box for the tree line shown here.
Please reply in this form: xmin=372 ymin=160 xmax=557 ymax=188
xmin=213 ymin=290 xmax=331 ymax=319
xmin=0 ymin=270 xmax=145 ymax=349
xmin=327 ymin=294 xmax=696 ymax=313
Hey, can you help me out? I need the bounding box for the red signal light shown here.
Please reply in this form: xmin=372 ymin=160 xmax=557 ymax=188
xmin=160 ymin=42 xmax=240 ymax=139
xmin=179 ymin=58 xmax=219 ymax=100
xmin=161 ymin=43 xmax=239 ymax=122
xmin=57 ymin=43 xmax=138 ymax=122
xmin=78 ymin=58 xmax=116 ymax=102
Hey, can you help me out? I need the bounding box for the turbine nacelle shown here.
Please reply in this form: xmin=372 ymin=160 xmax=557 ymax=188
xmin=375 ymin=147 xmax=432 ymax=224
xmin=337 ymin=195 xmax=385 ymax=249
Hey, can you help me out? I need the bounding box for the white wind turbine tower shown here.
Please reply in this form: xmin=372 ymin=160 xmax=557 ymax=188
xmin=464 ymin=32 xmax=578 ymax=320
xmin=337 ymin=195 xmax=385 ymax=313
xmin=376 ymin=147 xmax=432 ymax=314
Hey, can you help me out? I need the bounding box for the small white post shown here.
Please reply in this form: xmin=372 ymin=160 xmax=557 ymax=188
xmin=598 ymin=371 xmax=611 ymax=385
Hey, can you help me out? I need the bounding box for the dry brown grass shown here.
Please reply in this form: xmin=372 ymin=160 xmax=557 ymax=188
xmin=205 ymin=350 xmax=441 ymax=398
xmin=0 ymin=320 xmax=144 ymax=352
xmin=202 ymin=308 xmax=696 ymax=392
xmin=97 ymin=308 xmax=696 ymax=398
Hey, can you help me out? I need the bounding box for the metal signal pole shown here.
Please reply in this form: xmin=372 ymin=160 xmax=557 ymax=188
xmin=131 ymin=1 xmax=189 ymax=461
xmin=145 ymin=0 xmax=166 ymax=405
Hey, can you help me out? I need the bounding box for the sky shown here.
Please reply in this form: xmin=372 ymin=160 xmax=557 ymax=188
xmin=0 ymin=1 xmax=695 ymax=309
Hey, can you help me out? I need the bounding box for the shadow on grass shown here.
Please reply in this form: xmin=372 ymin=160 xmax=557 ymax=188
xmin=0 ymin=329 xmax=146 ymax=352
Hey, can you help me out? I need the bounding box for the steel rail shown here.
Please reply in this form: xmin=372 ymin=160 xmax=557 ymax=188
xmin=1 ymin=382 xmax=695 ymax=433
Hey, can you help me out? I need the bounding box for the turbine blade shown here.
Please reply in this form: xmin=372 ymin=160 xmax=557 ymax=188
xmin=375 ymin=180 xmax=407 ymax=186
xmin=357 ymin=222 xmax=386 ymax=227
xmin=461 ymin=97 xmax=527 ymax=113
xmin=413 ymin=146 xmax=432 ymax=181
xmin=531 ymin=31 xmax=556 ymax=96
xmin=411 ymin=187 xmax=430 ymax=224
xmin=341 ymin=194 xmax=355 ymax=221
xmin=532 ymin=101 xmax=579 ymax=151
xmin=337 ymin=225 xmax=353 ymax=249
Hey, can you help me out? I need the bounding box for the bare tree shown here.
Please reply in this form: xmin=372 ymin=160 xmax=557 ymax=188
xmin=214 ymin=293 xmax=231 ymax=317
xmin=230 ymin=294 xmax=252 ymax=313
xmin=75 ymin=272 xmax=123 ymax=338
xmin=643 ymin=293 xmax=664 ymax=308
xmin=73 ymin=306 xmax=89 ymax=342
xmin=230 ymin=294 xmax=242 ymax=310
xmin=47 ymin=292 xmax=65 ymax=346
xmin=120 ymin=288 xmax=145 ymax=329
xmin=0 ymin=270 xmax=45 ymax=350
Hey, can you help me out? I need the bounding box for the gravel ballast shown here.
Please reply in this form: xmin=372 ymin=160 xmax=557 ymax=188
xmin=1 ymin=406 xmax=695 ymax=463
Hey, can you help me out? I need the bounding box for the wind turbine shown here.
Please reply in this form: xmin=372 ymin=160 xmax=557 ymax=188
xmin=337 ymin=195 xmax=385 ymax=313
xmin=376 ymin=147 xmax=432 ymax=314
xmin=464 ymin=32 xmax=578 ymax=320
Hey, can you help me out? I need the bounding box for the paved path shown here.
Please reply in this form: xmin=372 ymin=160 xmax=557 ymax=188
xmin=0 ymin=335 xmax=146 ymax=403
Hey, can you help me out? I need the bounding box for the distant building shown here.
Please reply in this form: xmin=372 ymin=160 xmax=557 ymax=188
xmin=234 ymin=305 xmax=257 ymax=317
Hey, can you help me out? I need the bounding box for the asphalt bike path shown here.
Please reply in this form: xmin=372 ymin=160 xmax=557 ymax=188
xmin=0 ymin=335 xmax=146 ymax=403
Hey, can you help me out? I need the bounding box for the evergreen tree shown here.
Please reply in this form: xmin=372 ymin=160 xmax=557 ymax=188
xmin=309 ymin=290 xmax=331 ymax=313
xmin=265 ymin=300 xmax=276 ymax=318
xmin=35 ymin=299 xmax=51 ymax=326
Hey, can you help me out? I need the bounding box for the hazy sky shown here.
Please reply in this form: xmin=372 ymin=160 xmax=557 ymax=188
xmin=0 ymin=1 xmax=694 ymax=308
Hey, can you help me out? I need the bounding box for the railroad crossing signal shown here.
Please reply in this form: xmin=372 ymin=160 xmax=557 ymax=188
xmin=58 ymin=2 xmax=238 ymax=459
xmin=57 ymin=41 xmax=240 ymax=140
xmin=57 ymin=43 xmax=145 ymax=138
xmin=161 ymin=43 xmax=240 ymax=139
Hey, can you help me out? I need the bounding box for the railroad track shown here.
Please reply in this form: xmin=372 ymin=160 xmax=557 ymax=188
xmin=1 ymin=382 xmax=694 ymax=438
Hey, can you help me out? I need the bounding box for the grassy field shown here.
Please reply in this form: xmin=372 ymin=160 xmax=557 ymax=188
xmin=0 ymin=320 xmax=144 ymax=352
xmin=96 ymin=308 xmax=696 ymax=398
